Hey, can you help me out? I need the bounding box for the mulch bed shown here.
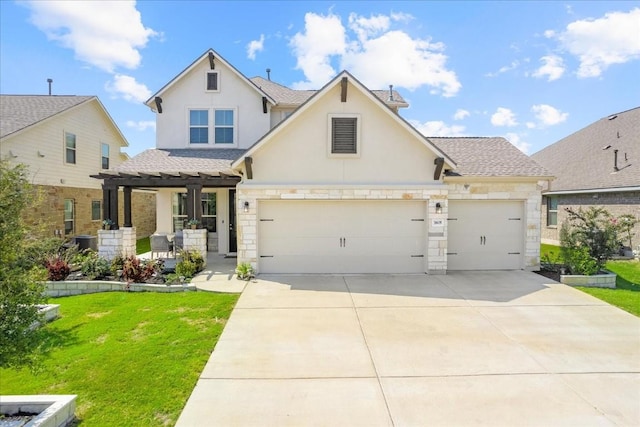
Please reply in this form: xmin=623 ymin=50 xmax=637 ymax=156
xmin=534 ymin=270 xmax=561 ymax=282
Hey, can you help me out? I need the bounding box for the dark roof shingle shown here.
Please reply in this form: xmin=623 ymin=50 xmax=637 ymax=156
xmin=431 ymin=137 xmax=552 ymax=177
xmin=531 ymin=107 xmax=640 ymax=192
xmin=0 ymin=95 xmax=94 ymax=138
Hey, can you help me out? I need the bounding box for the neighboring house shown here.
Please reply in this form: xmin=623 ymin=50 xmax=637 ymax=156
xmin=0 ymin=95 xmax=156 ymax=239
xmin=96 ymin=48 xmax=552 ymax=273
xmin=532 ymin=107 xmax=640 ymax=248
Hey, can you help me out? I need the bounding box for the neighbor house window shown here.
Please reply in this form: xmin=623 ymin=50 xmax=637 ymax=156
xmin=101 ymin=143 xmax=110 ymax=169
xmin=64 ymin=199 xmax=75 ymax=235
xmin=329 ymin=115 xmax=360 ymax=155
xmin=65 ymin=132 xmax=76 ymax=164
xmin=214 ymin=109 xmax=234 ymax=144
xmin=547 ymin=196 xmax=558 ymax=226
xmin=91 ymin=200 xmax=102 ymax=221
xmin=189 ymin=109 xmax=209 ymax=144
xmin=206 ymin=72 xmax=219 ymax=91
xmin=201 ymin=193 xmax=217 ymax=232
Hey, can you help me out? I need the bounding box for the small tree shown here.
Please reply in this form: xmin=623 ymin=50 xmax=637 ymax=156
xmin=617 ymin=214 xmax=638 ymax=249
xmin=560 ymin=207 xmax=621 ymax=274
xmin=0 ymin=160 xmax=48 ymax=370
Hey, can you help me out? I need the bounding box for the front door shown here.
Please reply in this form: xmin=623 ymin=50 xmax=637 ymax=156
xmin=228 ymin=189 xmax=237 ymax=253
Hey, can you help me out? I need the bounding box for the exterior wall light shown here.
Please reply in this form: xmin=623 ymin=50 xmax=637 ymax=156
xmin=435 ymin=202 xmax=442 ymax=214
xmin=243 ymin=201 xmax=250 ymax=213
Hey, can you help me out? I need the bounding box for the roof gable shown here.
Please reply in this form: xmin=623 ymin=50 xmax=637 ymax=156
xmin=145 ymin=49 xmax=275 ymax=109
xmin=532 ymin=107 xmax=640 ymax=191
xmin=233 ymin=71 xmax=455 ymax=169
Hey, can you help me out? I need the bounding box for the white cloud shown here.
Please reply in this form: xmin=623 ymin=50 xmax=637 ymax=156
xmin=106 ymin=74 xmax=152 ymax=104
xmin=290 ymin=12 xmax=347 ymax=89
xmin=486 ymin=60 xmax=519 ymax=77
xmin=25 ymin=0 xmax=158 ymax=73
xmin=126 ymin=120 xmax=156 ymax=131
xmin=410 ymin=120 xmax=466 ymax=137
xmin=532 ymin=55 xmax=565 ymax=81
xmin=491 ymin=107 xmax=518 ymax=127
xmin=453 ymin=109 xmax=470 ymax=120
xmin=526 ymin=122 xmax=536 ymax=129
xmin=247 ymin=34 xmax=265 ymax=60
xmin=290 ymin=12 xmax=461 ymax=96
xmin=531 ymin=104 xmax=568 ymax=126
xmin=505 ymin=132 xmax=531 ymax=154
xmin=551 ymin=8 xmax=640 ymax=78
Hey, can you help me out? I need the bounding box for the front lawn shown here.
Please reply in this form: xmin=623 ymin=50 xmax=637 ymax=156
xmin=137 ymin=236 xmax=151 ymax=254
xmin=0 ymin=292 xmax=239 ymax=426
xmin=540 ymin=244 xmax=640 ymax=317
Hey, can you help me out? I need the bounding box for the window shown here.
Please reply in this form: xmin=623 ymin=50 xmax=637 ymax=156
xmin=214 ymin=109 xmax=234 ymax=144
xmin=189 ymin=110 xmax=209 ymax=144
xmin=547 ymin=196 xmax=558 ymax=226
xmin=201 ymin=193 xmax=217 ymax=232
xmin=91 ymin=200 xmax=102 ymax=221
xmin=65 ymin=132 xmax=76 ymax=164
xmin=206 ymin=72 xmax=218 ymax=91
xmin=64 ymin=199 xmax=75 ymax=235
xmin=101 ymin=143 xmax=109 ymax=169
xmin=329 ymin=116 xmax=360 ymax=155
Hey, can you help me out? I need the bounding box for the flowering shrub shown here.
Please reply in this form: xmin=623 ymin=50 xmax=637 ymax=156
xmin=45 ymin=256 xmax=71 ymax=281
xmin=122 ymin=255 xmax=161 ymax=283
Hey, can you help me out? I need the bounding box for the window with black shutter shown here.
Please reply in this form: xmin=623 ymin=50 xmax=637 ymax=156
xmin=331 ymin=117 xmax=357 ymax=154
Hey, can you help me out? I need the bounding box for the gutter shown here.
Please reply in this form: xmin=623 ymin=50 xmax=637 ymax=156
xmin=543 ymin=186 xmax=640 ymax=195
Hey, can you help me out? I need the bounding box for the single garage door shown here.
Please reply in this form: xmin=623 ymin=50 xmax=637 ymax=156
xmin=447 ymin=201 xmax=524 ymax=270
xmin=258 ymin=201 xmax=426 ymax=273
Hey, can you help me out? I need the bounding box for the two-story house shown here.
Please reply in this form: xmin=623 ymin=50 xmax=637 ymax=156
xmin=0 ymin=95 xmax=156 ymax=239
xmin=96 ymin=49 xmax=551 ymax=274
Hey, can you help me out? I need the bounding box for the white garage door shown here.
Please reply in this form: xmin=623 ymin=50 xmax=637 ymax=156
xmin=447 ymin=201 xmax=524 ymax=270
xmin=258 ymin=201 xmax=426 ymax=273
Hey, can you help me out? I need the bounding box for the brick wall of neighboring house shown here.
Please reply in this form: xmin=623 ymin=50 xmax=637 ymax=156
xmin=24 ymin=185 xmax=156 ymax=240
xmin=541 ymin=191 xmax=640 ymax=248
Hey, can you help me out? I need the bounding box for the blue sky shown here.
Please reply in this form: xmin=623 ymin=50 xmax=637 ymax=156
xmin=1 ymin=1 xmax=638 ymax=157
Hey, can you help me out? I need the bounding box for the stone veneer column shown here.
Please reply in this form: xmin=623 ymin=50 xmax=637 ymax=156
xmin=182 ymin=229 xmax=207 ymax=265
xmin=98 ymin=227 xmax=137 ymax=261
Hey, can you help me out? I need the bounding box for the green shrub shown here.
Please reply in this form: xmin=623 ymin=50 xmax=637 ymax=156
xmin=176 ymin=259 xmax=197 ymax=279
xmin=110 ymin=254 xmax=125 ymax=275
xmin=80 ymin=251 xmax=111 ymax=279
xmin=235 ymin=262 xmax=254 ymax=280
xmin=565 ymin=246 xmax=599 ymax=275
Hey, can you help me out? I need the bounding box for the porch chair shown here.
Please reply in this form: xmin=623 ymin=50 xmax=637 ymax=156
xmin=150 ymin=234 xmax=174 ymax=259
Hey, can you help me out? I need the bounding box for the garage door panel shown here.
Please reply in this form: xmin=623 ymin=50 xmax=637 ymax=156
xmin=258 ymin=201 xmax=426 ymax=274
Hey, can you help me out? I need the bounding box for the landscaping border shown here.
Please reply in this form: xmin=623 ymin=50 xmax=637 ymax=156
xmin=560 ymin=271 xmax=617 ymax=288
xmin=45 ymin=281 xmax=196 ymax=297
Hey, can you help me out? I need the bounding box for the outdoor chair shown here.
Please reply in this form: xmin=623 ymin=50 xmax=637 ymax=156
xmin=150 ymin=234 xmax=174 ymax=259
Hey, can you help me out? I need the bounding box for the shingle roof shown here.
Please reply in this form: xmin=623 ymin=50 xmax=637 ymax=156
xmin=114 ymin=148 xmax=246 ymax=175
xmin=431 ymin=137 xmax=552 ymax=177
xmin=250 ymin=76 xmax=409 ymax=108
xmin=0 ymin=95 xmax=94 ymax=138
xmin=531 ymin=107 xmax=640 ymax=192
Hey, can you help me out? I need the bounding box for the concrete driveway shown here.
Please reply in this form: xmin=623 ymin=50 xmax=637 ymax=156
xmin=177 ymin=271 xmax=640 ymax=426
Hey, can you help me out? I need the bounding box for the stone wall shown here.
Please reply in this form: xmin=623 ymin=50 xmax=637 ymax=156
xmin=236 ymin=184 xmax=449 ymax=273
xmin=183 ymin=229 xmax=208 ymax=264
xmin=98 ymin=228 xmax=136 ymax=261
xmin=541 ymin=191 xmax=640 ymax=248
xmin=23 ymin=185 xmax=156 ymax=239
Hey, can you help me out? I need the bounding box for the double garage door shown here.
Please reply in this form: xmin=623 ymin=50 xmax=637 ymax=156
xmin=447 ymin=201 xmax=524 ymax=270
xmin=258 ymin=201 xmax=426 ymax=273
xmin=256 ymin=200 xmax=525 ymax=273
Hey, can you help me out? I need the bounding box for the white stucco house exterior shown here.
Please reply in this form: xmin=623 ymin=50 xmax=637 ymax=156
xmin=96 ymin=48 xmax=552 ymax=274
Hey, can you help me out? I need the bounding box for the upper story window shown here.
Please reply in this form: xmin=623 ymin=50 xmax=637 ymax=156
xmin=65 ymin=132 xmax=76 ymax=164
xmin=329 ymin=114 xmax=360 ymax=156
xmin=214 ymin=109 xmax=234 ymax=144
xmin=546 ymin=196 xmax=558 ymax=226
xmin=101 ymin=143 xmax=110 ymax=169
xmin=206 ymin=72 xmax=219 ymax=91
xmin=189 ymin=109 xmax=209 ymax=144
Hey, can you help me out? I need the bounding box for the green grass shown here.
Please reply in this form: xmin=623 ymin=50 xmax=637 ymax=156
xmin=136 ymin=236 xmax=150 ymax=254
xmin=0 ymin=292 xmax=239 ymax=426
xmin=540 ymin=243 xmax=640 ymax=317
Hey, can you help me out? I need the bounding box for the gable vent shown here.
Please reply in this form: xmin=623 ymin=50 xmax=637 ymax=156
xmin=331 ymin=117 xmax=357 ymax=154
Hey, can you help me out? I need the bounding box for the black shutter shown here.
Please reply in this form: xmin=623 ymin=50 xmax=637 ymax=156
xmin=332 ymin=117 xmax=357 ymax=154
xmin=207 ymin=72 xmax=218 ymax=90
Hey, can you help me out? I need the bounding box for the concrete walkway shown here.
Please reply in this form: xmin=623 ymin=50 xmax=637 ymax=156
xmin=177 ymin=271 xmax=640 ymax=426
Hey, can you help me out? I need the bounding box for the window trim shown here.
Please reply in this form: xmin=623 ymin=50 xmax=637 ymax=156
xmin=101 ymin=142 xmax=110 ymax=170
xmin=546 ymin=196 xmax=558 ymax=227
xmin=64 ymin=131 xmax=76 ymax=165
xmin=327 ymin=113 xmax=361 ymax=158
xmin=188 ymin=109 xmax=210 ymax=145
xmin=214 ymin=108 xmax=236 ymax=145
xmin=205 ymin=71 xmax=220 ymax=92
xmin=91 ymin=200 xmax=102 ymax=221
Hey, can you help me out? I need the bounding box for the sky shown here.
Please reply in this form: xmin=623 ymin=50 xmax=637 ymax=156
xmin=1 ymin=1 xmax=639 ymax=157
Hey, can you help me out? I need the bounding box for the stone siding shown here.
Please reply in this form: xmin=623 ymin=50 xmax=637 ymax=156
xmin=98 ymin=228 xmax=137 ymax=261
xmin=23 ymin=184 xmax=156 ymax=239
xmin=45 ymin=281 xmax=196 ymax=296
xmin=541 ymin=191 xmax=640 ymax=248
